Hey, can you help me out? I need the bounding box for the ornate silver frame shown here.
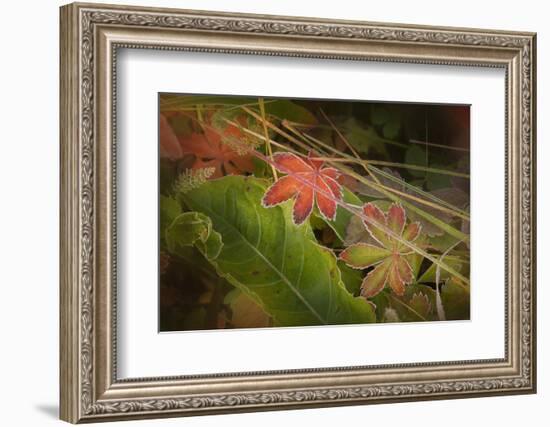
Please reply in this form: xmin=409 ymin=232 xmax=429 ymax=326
xmin=60 ymin=2 xmax=537 ymax=423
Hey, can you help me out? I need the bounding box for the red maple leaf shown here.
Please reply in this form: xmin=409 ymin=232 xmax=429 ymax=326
xmin=178 ymin=126 xmax=255 ymax=178
xmin=159 ymin=113 xmax=184 ymax=160
xmin=262 ymin=152 xmax=343 ymax=225
xmin=339 ymin=202 xmax=422 ymax=297
xmin=160 ymin=113 xmax=255 ymax=178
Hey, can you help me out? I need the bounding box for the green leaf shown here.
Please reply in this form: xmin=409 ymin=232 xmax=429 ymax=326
xmin=337 ymin=261 xmax=363 ymax=295
xmin=370 ymin=105 xmax=402 ymax=139
xmin=252 ymin=156 xmax=269 ymax=178
xmin=425 ymin=162 xmax=452 ymax=190
xmin=375 ymin=284 xmax=436 ymax=322
xmin=418 ymin=255 xmax=465 ymax=283
xmin=404 ymin=145 xmax=454 ymax=189
xmin=428 ymin=232 xmax=460 ymax=253
xmin=264 ymin=100 xmax=317 ymax=125
xmin=159 ymin=159 xmax=179 ymax=195
xmin=404 ymin=145 xmax=428 ymax=178
xmin=441 ymin=279 xmax=470 ymax=320
xmin=408 ymin=291 xmax=433 ymax=319
xmin=321 ymin=187 xmax=362 ymax=242
xmin=340 ymin=243 xmax=391 ymax=269
xmin=343 ymin=118 xmax=390 ymax=155
xmin=370 ymin=106 xmax=390 ymax=126
xmin=165 ymin=211 xmax=223 ymax=260
xmin=383 ymin=121 xmax=401 ymax=139
xmin=405 ymin=248 xmax=425 ymax=280
xmin=180 ymin=175 xmax=376 ymax=326
xmin=210 ymin=107 xmax=244 ymax=130
xmin=160 ymin=195 xmax=181 ymax=243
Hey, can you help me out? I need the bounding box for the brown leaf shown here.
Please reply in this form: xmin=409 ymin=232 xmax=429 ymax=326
xmin=230 ymin=292 xmax=270 ymax=328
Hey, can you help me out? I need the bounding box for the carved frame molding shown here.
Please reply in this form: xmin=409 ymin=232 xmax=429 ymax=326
xmin=60 ymin=2 xmax=536 ymax=423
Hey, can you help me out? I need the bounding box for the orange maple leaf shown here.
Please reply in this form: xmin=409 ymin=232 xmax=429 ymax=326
xmin=340 ymin=203 xmax=422 ymax=297
xmin=262 ymin=152 xmax=343 ymax=225
xmin=160 ymin=113 xmax=255 ymax=178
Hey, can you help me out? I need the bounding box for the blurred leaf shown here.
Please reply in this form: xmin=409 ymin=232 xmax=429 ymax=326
xmin=418 ymin=255 xmax=465 ymax=283
xmin=408 ymin=292 xmax=432 ymax=319
xmin=343 ymin=118 xmax=389 ymax=155
xmin=441 ymin=279 xmax=470 ymax=320
xmin=430 ymin=187 xmax=469 ymax=209
xmin=160 ymin=195 xmax=181 ymax=244
xmin=183 ymin=307 xmax=207 ymax=330
xmin=404 ymin=145 xmax=427 ymax=178
xmin=392 ymin=284 xmax=436 ymax=322
xmin=343 ymin=200 xmax=391 ymax=246
xmin=370 ymin=105 xmax=402 ymax=140
xmin=210 ymin=108 xmax=244 ymax=130
xmin=226 ymin=290 xmax=271 ymax=328
xmin=371 ymin=283 xmax=438 ymax=322
xmin=159 ymin=159 xmax=178 ymax=195
xmin=383 ymin=120 xmax=401 ymax=139
xmin=166 ymin=113 xmax=193 ymax=137
xmin=318 ymin=187 xmax=362 ymax=243
xmin=404 ymin=145 xmax=456 ymax=189
xmin=428 ymin=231 xmax=463 ymax=253
xmin=383 ymin=307 xmax=400 ymax=322
xmin=405 ymin=236 xmax=427 ymax=279
xmin=407 ymin=206 xmax=453 ymax=238
xmin=425 ymin=163 xmax=452 ymax=190
xmin=252 ymin=156 xmax=268 ymax=178
xmin=370 ymin=106 xmax=390 ymax=126
xmin=160 ymin=113 xmax=182 ymax=160
xmin=344 ymin=215 xmax=373 ymax=246
xmin=264 ymin=100 xmax=317 ymax=125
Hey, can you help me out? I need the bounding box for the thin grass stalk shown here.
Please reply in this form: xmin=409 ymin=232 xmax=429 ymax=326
xmin=369 ymin=165 xmax=468 ymax=214
xmin=258 ymin=97 xmax=278 ymax=179
xmin=365 ymin=160 xmax=469 ymax=178
xmin=409 ymin=138 xmax=470 ymax=152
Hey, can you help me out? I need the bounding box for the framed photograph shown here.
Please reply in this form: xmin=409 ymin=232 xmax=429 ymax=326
xmin=60 ymin=2 xmax=537 ymax=423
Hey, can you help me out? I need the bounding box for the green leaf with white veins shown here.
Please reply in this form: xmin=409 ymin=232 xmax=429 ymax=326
xmin=179 ymin=175 xmax=376 ymax=326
